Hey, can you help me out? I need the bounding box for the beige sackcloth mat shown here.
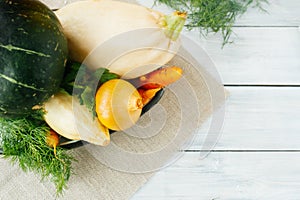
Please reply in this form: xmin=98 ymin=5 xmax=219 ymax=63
xmin=0 ymin=0 xmax=227 ymax=199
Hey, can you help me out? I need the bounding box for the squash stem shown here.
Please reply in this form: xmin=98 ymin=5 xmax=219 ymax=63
xmin=159 ymin=11 xmax=187 ymax=41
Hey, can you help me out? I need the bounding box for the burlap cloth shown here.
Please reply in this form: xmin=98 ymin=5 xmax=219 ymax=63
xmin=0 ymin=0 xmax=227 ymax=199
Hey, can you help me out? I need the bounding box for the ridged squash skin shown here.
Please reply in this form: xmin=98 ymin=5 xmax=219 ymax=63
xmin=0 ymin=0 xmax=68 ymax=117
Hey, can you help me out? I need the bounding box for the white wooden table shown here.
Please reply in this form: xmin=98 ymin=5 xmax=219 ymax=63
xmin=132 ymin=0 xmax=300 ymax=199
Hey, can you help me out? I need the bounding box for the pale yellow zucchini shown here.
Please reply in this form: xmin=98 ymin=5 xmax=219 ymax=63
xmin=43 ymin=92 xmax=110 ymax=146
xmin=55 ymin=0 xmax=186 ymax=78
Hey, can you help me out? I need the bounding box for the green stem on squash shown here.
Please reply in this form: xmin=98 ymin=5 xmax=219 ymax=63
xmin=159 ymin=11 xmax=187 ymax=41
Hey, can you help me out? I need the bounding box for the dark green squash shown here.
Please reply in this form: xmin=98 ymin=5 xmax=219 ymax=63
xmin=0 ymin=0 xmax=68 ymax=117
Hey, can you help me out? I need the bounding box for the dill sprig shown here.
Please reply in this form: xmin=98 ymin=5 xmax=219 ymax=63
xmin=0 ymin=110 xmax=75 ymax=196
xmin=155 ymin=0 xmax=268 ymax=45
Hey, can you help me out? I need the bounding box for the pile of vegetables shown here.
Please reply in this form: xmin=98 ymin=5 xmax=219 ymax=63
xmin=0 ymin=0 xmax=184 ymax=195
xmin=0 ymin=0 xmax=71 ymax=194
xmin=0 ymin=0 xmax=266 ymax=196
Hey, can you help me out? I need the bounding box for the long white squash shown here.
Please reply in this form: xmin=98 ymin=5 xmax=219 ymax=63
xmin=55 ymin=0 xmax=186 ymax=78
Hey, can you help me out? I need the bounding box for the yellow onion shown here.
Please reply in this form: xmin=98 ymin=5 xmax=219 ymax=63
xmin=95 ymin=79 xmax=143 ymax=131
xmin=43 ymin=91 xmax=110 ymax=146
xmin=55 ymin=0 xmax=186 ymax=78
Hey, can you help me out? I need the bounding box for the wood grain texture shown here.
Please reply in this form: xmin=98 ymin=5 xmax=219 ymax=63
xmin=138 ymin=0 xmax=300 ymax=26
xmin=188 ymin=87 xmax=300 ymax=150
xmin=132 ymin=152 xmax=300 ymax=200
xmin=132 ymin=0 xmax=300 ymax=198
xmin=184 ymin=27 xmax=300 ymax=85
xmin=235 ymin=0 xmax=300 ymax=26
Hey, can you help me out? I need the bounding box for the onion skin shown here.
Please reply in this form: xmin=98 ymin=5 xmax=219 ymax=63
xmin=95 ymin=79 xmax=143 ymax=131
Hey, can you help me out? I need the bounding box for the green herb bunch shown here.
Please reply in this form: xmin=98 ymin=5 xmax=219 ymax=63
xmin=61 ymin=61 xmax=119 ymax=115
xmin=0 ymin=61 xmax=118 ymax=196
xmin=0 ymin=110 xmax=74 ymax=195
xmin=156 ymin=0 xmax=268 ymax=45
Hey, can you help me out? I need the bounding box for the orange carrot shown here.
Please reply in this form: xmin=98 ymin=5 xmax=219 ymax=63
xmin=132 ymin=66 xmax=183 ymax=89
xmin=138 ymin=88 xmax=161 ymax=105
xmin=46 ymin=129 xmax=59 ymax=157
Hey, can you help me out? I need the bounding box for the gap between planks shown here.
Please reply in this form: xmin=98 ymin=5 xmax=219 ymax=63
xmin=184 ymin=150 xmax=300 ymax=153
xmin=224 ymin=84 xmax=300 ymax=87
xmin=233 ymin=25 xmax=299 ymax=28
xmin=188 ymin=86 xmax=300 ymax=150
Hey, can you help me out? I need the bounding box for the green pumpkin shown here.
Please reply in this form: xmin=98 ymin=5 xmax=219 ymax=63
xmin=0 ymin=0 xmax=68 ymax=117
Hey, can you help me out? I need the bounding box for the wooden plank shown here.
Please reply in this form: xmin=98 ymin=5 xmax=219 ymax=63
xmin=184 ymin=27 xmax=300 ymax=84
xmin=138 ymin=0 xmax=300 ymax=26
xmin=132 ymin=152 xmax=300 ymax=200
xmin=188 ymin=87 xmax=300 ymax=150
xmin=235 ymin=0 xmax=300 ymax=26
